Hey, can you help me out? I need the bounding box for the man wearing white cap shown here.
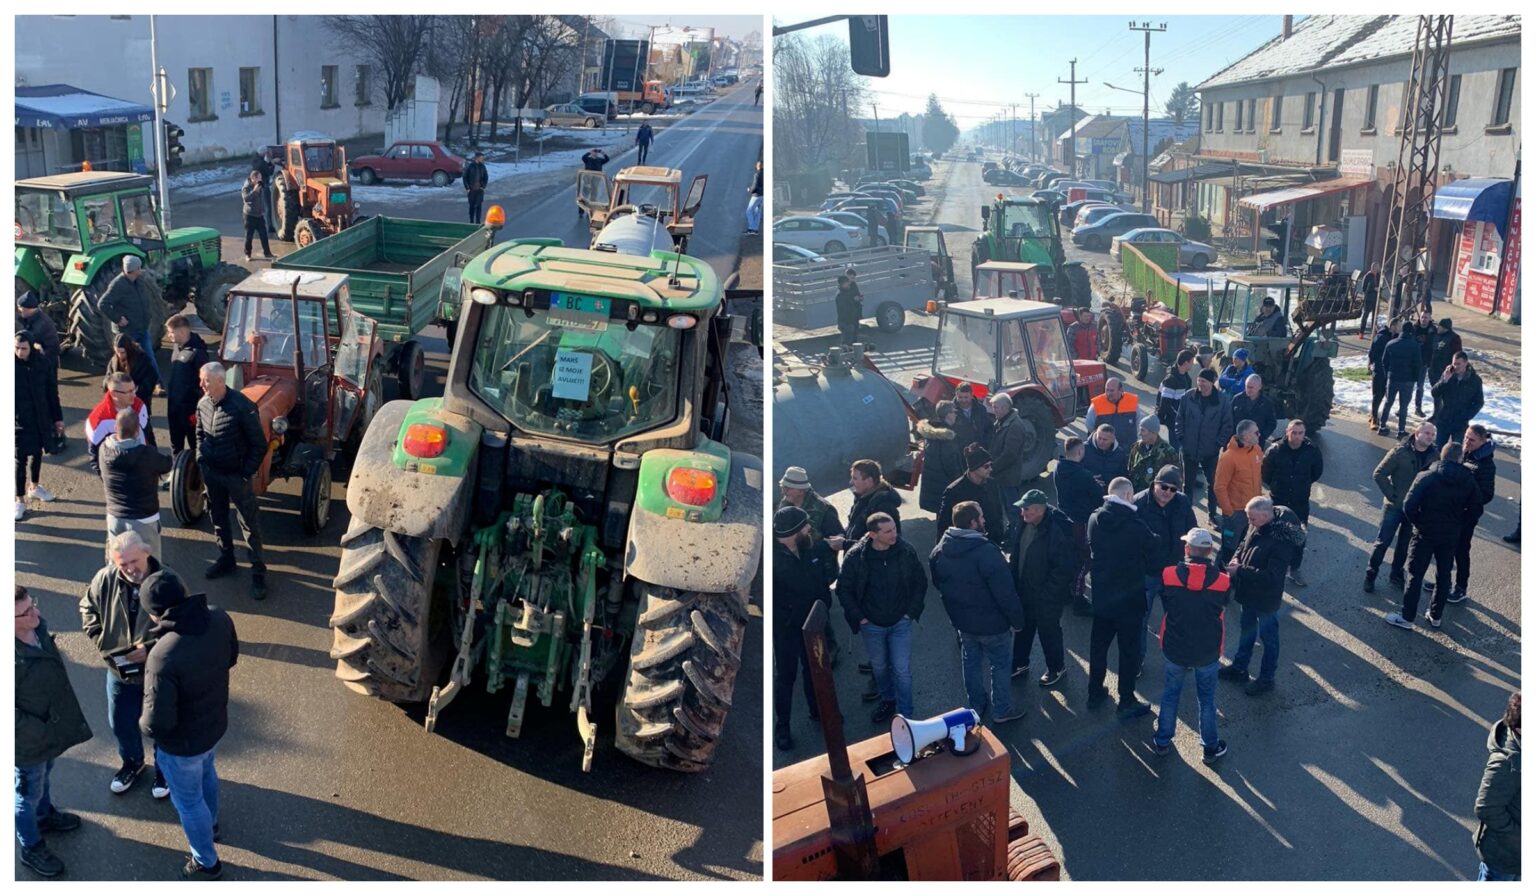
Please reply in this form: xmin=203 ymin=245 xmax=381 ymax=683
xmin=1150 ymin=527 xmax=1231 ymax=764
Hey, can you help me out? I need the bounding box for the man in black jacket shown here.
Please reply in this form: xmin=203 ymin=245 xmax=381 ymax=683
xmin=1429 ymin=352 xmax=1484 ymax=450
xmin=16 ymin=585 xmax=92 ymax=878
xmin=1053 ymin=437 xmax=1101 ymax=616
xmin=951 ymin=384 xmax=990 ymax=450
xmin=195 ymin=362 xmax=269 ymax=599
xmin=250 ymin=148 xmax=276 ymax=231
xmin=101 ymin=409 xmax=174 ymax=560
xmin=1367 ymin=319 xmax=1399 ymax=429
xmin=1231 ymin=374 xmax=1278 ymax=444
xmin=1218 ymin=496 xmax=1302 ymax=695
xmin=837 ymin=513 xmax=927 ymax=723
xmin=1157 ymin=350 xmax=1196 ymax=451
xmin=1008 ymin=490 xmax=1079 ymax=686
xmin=931 ymin=501 xmax=1026 ymax=724
xmin=1134 ymin=464 xmax=1198 ymax=666
xmin=937 ymin=444 xmax=1005 ymax=544
xmin=772 ymin=506 xmax=836 ymax=751
xmin=1440 ymin=425 xmax=1498 ymax=604
xmin=1177 ymin=369 xmax=1234 ymax=520
xmin=846 ymin=459 xmax=902 ymax=540
xmin=1387 ymin=442 xmax=1479 ymax=629
xmin=139 ymin=570 xmax=239 ymax=880
xmin=1411 ymin=309 xmax=1435 ymax=419
xmin=1262 ymin=419 xmax=1324 ymax=586
xmin=1086 ymin=478 xmax=1160 ymax=718
xmin=1380 ymin=322 xmax=1425 ymax=436
xmin=1365 ymin=422 xmax=1437 ymax=593
xmin=581 ymin=148 xmax=610 ymax=171
xmin=1149 ymin=529 xmax=1231 ymax=763
xmin=99 ymin=255 xmax=161 ymax=383
xmin=163 ymin=315 xmax=208 ymax=455
xmin=463 ymin=151 xmax=489 ymax=224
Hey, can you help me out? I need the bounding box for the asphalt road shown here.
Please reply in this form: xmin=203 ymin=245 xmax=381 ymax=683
xmin=772 ymin=157 xmax=1523 ymax=881
xmin=17 ymin=82 xmax=764 ymax=881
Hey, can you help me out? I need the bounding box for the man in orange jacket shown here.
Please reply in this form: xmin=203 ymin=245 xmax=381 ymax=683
xmin=1084 ymin=376 xmax=1140 ymax=448
xmin=1214 ymin=419 xmax=1263 ymax=563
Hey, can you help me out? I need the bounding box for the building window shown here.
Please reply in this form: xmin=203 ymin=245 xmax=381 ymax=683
xmin=1442 ymin=74 xmax=1461 ymax=129
xmin=1363 ymin=84 xmax=1379 ymax=131
xmin=320 ymin=65 xmax=339 ymax=109
xmin=1302 ymin=91 xmax=1316 ymax=130
xmin=1233 ymin=99 xmax=1243 ymax=132
xmin=239 ymin=67 xmax=262 ymax=116
xmin=187 ymin=67 xmax=213 ymax=121
xmin=1270 ymin=95 xmax=1283 ymax=131
xmin=1205 ymin=102 xmax=1213 ymax=132
xmin=1490 ymin=67 xmax=1515 ymax=127
xmin=1215 ymin=101 xmax=1224 ymax=132
xmin=1246 ymin=98 xmax=1256 ymax=132
xmin=354 ymin=65 xmax=372 ymax=106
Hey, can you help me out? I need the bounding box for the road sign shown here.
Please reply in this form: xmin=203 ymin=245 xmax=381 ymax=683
xmin=149 ymin=69 xmax=176 ymax=114
xmin=866 ymin=132 xmax=909 ymax=172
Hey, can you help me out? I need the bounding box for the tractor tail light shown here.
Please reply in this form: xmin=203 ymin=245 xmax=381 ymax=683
xmin=403 ymin=423 xmax=448 ymax=458
xmin=666 ymin=467 xmax=717 ymax=507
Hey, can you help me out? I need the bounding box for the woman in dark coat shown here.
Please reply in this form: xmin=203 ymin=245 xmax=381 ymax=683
xmin=103 ymin=333 xmax=159 ymax=416
xmin=918 ymin=401 xmax=964 ymax=513
xmin=15 ymin=332 xmax=64 ymax=520
xmin=834 ymin=269 xmax=863 ymax=346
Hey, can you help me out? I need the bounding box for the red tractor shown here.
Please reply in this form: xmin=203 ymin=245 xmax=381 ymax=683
xmin=273 ymin=136 xmax=358 ymax=247
xmin=1096 ymin=292 xmax=1192 ymax=383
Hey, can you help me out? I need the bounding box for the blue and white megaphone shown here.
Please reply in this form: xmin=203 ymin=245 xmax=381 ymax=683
xmin=890 ymin=707 xmax=982 ymax=765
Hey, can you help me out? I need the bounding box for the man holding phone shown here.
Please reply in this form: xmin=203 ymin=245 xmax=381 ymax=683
xmin=79 ymin=530 xmax=169 ymax=800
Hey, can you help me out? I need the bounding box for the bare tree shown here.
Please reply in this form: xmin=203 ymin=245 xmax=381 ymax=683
xmin=773 ymin=34 xmax=870 ymax=176
xmin=327 ymin=16 xmax=434 ymax=111
xmin=513 ymin=16 xmax=582 ymax=140
xmin=424 ymin=16 xmax=483 ymax=144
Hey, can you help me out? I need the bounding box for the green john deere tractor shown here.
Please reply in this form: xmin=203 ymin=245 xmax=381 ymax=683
xmin=972 ymin=194 xmax=1091 ymax=307
xmin=332 ymin=239 xmax=762 ymax=772
xmin=15 ymin=172 xmax=247 ymax=366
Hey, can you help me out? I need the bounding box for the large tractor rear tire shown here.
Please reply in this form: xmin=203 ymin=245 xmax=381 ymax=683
xmin=194 ymin=262 xmax=248 ymax=334
xmin=330 ymin=523 xmax=452 ymax=704
xmin=168 ymin=448 xmax=205 ymax=526
xmin=1064 ymin=264 xmax=1092 ymax=307
xmin=275 ymin=178 xmax=300 ymax=242
xmin=1097 ymin=312 xmax=1124 ymax=367
xmin=1014 ymin=396 xmax=1059 ymax=482
xmin=615 ymin=584 xmax=748 ymax=772
xmin=1292 ymin=360 xmax=1335 ymax=434
xmin=67 ymin=270 xmax=166 ymax=369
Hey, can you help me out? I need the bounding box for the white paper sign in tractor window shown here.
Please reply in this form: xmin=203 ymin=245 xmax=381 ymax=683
xmin=552 ymin=349 xmax=593 ymax=401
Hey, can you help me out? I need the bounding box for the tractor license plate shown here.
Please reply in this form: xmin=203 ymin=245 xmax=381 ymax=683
xmin=548 ymin=293 xmax=611 ymax=332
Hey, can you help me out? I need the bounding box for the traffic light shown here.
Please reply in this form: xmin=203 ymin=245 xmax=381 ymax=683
xmin=163 ymin=121 xmax=185 ymax=172
xmin=848 ymin=15 xmax=890 ymax=78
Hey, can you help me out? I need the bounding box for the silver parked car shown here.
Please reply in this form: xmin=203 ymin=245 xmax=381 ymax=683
xmin=1110 ymin=227 xmax=1219 ymax=269
xmin=773 ymin=215 xmax=866 ymax=255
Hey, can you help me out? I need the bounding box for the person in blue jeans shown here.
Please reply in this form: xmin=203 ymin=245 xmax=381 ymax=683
xmin=1149 ymin=529 xmax=1230 ymax=763
xmin=930 ymin=501 xmax=1026 ymax=724
xmin=16 ymin=585 xmax=93 ymax=878
xmin=139 ymin=569 xmax=240 ymax=880
xmin=1218 ymin=497 xmax=1302 ymax=696
xmin=836 ymin=512 xmax=927 ymax=723
xmin=1364 ymin=423 xmax=1437 ymax=593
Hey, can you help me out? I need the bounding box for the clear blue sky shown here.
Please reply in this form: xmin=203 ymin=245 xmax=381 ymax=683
xmin=777 ymin=15 xmax=1286 ymax=128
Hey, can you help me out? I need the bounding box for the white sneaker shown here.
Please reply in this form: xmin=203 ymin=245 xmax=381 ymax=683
xmin=28 ymin=484 xmax=56 ymax=502
xmin=1385 ymin=612 xmax=1414 ymax=630
xmin=14 ymin=499 xmax=26 ymax=521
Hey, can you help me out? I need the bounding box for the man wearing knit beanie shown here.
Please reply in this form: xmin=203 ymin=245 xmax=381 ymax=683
xmin=1128 ymin=413 xmax=1181 ymax=494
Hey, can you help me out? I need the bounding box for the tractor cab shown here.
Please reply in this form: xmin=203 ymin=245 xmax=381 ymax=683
xmin=904 ymin=225 xmax=957 ymax=300
xmin=577 ymin=166 xmax=706 ymax=252
xmin=973 ymin=194 xmax=1088 ymax=307
xmin=276 ymin=136 xmax=355 ymax=246
xmin=16 ymin=172 xmax=168 ymax=259
xmin=1209 ymin=273 xmax=1305 ymax=363
xmin=971 ymin=261 xmax=1047 ymax=303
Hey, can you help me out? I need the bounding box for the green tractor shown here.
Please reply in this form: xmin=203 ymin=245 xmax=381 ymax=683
xmin=332 ymin=239 xmax=762 ymax=772
xmin=1206 ymin=272 xmax=1363 ymax=433
xmin=972 ymin=194 xmax=1091 ymax=307
xmin=15 ymin=172 xmax=247 ymax=366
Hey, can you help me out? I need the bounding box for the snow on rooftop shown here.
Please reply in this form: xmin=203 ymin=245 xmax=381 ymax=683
xmin=1200 ymin=14 xmax=1521 ymax=91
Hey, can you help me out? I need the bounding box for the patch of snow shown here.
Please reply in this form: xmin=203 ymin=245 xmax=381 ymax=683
xmin=1331 ymin=354 xmax=1521 ymax=449
xmin=168 ymin=162 xmax=251 ymax=201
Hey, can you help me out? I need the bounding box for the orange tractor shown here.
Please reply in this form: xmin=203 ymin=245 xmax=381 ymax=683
xmin=273 ymin=136 xmax=358 ymax=247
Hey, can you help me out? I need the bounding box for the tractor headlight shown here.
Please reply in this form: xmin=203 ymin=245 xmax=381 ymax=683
xmin=271 ymin=416 xmax=289 ymax=435
xmin=471 ymin=288 xmax=499 ymax=306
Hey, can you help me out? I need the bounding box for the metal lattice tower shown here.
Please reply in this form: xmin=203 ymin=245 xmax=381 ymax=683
xmin=1380 ymin=16 xmax=1454 ymax=319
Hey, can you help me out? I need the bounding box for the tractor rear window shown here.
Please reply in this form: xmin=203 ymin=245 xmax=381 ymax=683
xmin=1000 ymin=203 xmax=1050 ymax=238
xmin=468 ymin=303 xmax=683 ymax=443
xmin=15 ymin=192 xmax=80 ymax=250
xmin=221 ymin=294 xmax=328 ymax=367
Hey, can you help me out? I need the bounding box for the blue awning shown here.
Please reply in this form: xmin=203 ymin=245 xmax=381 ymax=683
xmin=1433 ymin=178 xmax=1514 ymax=238
xmin=16 ymin=84 xmax=154 ymax=130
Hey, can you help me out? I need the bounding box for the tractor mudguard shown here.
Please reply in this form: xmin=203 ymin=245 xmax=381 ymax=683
xmin=60 ymin=247 xmax=143 ymax=288
xmin=624 ymin=449 xmax=764 ymax=597
xmin=14 ymin=248 xmax=53 ymax=293
xmin=345 ymin=399 xmax=482 ymax=542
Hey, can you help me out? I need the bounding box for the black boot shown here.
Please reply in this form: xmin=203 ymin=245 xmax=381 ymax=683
xmin=251 ymin=573 xmax=268 ymax=601
xmin=1363 ymin=570 xmax=1376 ymax=593
xmin=205 ymin=553 xmax=236 ymax=579
xmin=774 ymin=725 xmax=794 ymax=751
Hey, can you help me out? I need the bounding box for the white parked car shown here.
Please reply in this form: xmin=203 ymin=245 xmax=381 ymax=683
xmin=773 ymin=215 xmax=865 ymax=255
xmin=821 ymin=210 xmax=890 ymax=246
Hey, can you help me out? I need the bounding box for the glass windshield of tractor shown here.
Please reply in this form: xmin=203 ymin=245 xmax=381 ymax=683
xmin=974 ymin=268 xmax=1041 ymax=301
xmin=999 ymin=202 xmax=1051 ymax=239
xmin=81 ymin=195 xmax=122 ymax=246
xmin=934 ymin=314 xmax=997 ymax=386
xmin=1024 ymin=317 xmax=1074 ymax=399
xmin=1217 ymin=283 xmax=1286 ymax=333
xmin=119 ymin=194 xmax=163 ymax=243
xmin=468 ymin=300 xmax=683 ymax=441
xmin=15 ymin=191 xmax=81 ymax=251
xmin=613 ymin=182 xmax=675 ymax=218
xmin=221 ymin=294 xmax=329 ymax=367
xmin=303 ymin=144 xmax=337 ymax=174
xmin=906 ymin=230 xmax=941 ymax=255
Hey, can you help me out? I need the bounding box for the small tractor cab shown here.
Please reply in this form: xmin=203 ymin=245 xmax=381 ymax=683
xmin=903 ymin=225 xmax=958 ymax=300
xmin=333 ymin=239 xmax=761 ymax=773
xmin=577 ymin=166 xmax=706 ymax=253
xmin=1208 ymin=272 xmax=1361 ymax=432
xmin=14 ymin=171 xmax=246 ymax=366
xmin=973 ymin=194 xmax=1091 ymax=307
xmin=169 ymin=270 xmax=385 ymax=534
xmin=909 ymin=297 xmax=1106 ymax=481
xmin=971 ymin=260 xmax=1048 ymax=304
xmin=274 ymin=136 xmax=357 ymax=246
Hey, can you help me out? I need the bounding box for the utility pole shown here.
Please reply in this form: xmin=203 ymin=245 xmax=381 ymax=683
xmin=1024 ymin=92 xmax=1040 ymax=162
xmin=1011 ymin=104 xmax=1018 ymax=158
xmin=1130 ymin=21 xmax=1167 ymax=214
xmin=149 ymin=15 xmax=171 ymax=224
xmin=872 ymin=103 xmax=880 ymax=172
xmin=1059 ymin=59 xmax=1087 ymax=177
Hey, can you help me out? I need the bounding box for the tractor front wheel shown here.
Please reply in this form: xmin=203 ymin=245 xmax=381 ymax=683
xmin=330 ymin=523 xmax=452 ymax=704
xmin=614 ymin=584 xmax=748 ymax=772
xmin=1293 ymin=360 xmax=1335 ymax=434
xmin=169 ymin=449 xmax=206 ymax=526
xmin=1014 ymin=396 xmax=1058 ymax=482
xmin=396 ymin=340 xmax=426 ymax=400
xmin=194 ymin=262 xmax=249 ymax=334
xmin=1098 ymin=312 xmax=1124 ymax=367
xmin=300 ymin=458 xmax=333 ymax=534
xmin=1131 ymin=342 xmax=1151 ymax=382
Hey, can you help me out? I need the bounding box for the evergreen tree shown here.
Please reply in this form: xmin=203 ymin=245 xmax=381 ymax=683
xmin=921 ymin=93 xmax=960 ymax=154
xmin=1165 ymin=82 xmax=1198 ymax=125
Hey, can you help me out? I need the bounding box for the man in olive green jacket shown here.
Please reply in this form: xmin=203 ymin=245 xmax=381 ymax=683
xmin=16 ymin=585 xmax=92 ymax=877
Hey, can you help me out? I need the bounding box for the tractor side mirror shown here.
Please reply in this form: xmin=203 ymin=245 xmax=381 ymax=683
xmin=980 ymin=206 xmax=990 ymax=223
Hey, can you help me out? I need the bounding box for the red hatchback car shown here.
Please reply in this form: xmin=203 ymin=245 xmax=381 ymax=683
xmin=348 ymin=141 xmax=465 ymax=186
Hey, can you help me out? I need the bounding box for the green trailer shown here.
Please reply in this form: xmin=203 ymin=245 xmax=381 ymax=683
xmin=273 ymin=215 xmax=496 ymax=398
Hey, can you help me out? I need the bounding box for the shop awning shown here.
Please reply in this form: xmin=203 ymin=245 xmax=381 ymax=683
xmin=1432 ymin=178 xmax=1514 ymax=238
xmin=1149 ymin=162 xmax=1240 ymax=185
xmin=1112 ymin=151 xmax=1132 ymax=166
xmin=16 ymin=84 xmax=154 ymax=129
xmin=1237 ymin=176 xmax=1373 ymax=212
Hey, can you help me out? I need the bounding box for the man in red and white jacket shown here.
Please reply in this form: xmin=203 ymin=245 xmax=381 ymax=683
xmin=88 ymin=372 xmax=155 ymax=474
